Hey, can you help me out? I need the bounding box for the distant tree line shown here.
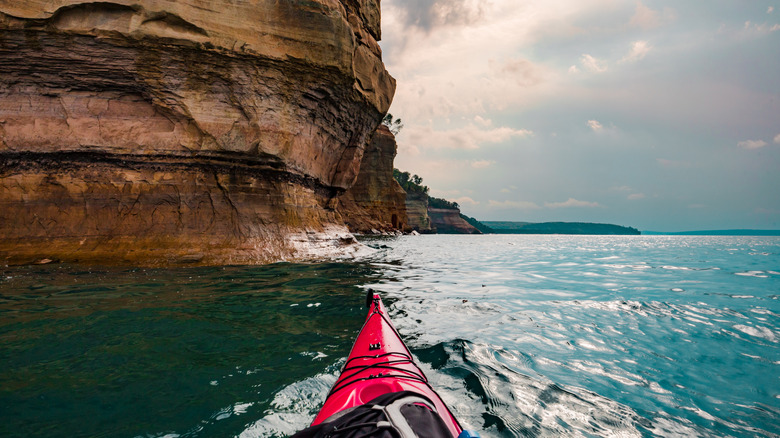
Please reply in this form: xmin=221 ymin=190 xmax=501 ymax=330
xmin=460 ymin=214 xmax=494 ymax=233
xmin=482 ymin=221 xmax=641 ymax=235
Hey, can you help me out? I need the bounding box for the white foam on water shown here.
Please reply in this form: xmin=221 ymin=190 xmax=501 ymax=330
xmin=285 ymin=225 xmax=376 ymax=262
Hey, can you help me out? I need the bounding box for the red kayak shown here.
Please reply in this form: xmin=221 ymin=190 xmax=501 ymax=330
xmin=293 ymin=291 xmax=478 ymax=438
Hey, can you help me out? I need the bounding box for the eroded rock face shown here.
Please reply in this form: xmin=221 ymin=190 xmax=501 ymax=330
xmin=337 ymin=125 xmax=408 ymax=233
xmin=428 ymin=208 xmax=480 ymax=234
xmin=0 ymin=0 xmax=395 ymax=265
xmin=405 ymin=192 xmax=433 ymax=233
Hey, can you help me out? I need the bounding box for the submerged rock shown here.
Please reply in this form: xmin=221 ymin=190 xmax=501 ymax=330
xmin=0 ymin=0 xmax=395 ymax=265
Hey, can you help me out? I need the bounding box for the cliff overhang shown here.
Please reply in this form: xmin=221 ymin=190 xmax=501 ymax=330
xmin=0 ymin=0 xmax=395 ymax=266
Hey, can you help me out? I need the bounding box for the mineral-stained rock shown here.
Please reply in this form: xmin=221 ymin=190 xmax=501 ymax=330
xmin=337 ymin=125 xmax=408 ymax=233
xmin=428 ymin=208 xmax=481 ymax=234
xmin=405 ymin=191 xmax=433 ymax=233
xmin=0 ymin=0 xmax=395 ymax=265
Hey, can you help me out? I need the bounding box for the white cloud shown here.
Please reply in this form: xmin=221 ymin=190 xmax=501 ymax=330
xmin=768 ymin=6 xmax=774 ymax=14
xmin=405 ymin=123 xmax=532 ymax=150
xmin=738 ymin=139 xmax=768 ymax=150
xmin=473 ymin=115 xmax=492 ymax=127
xmin=581 ymin=54 xmax=608 ymax=73
xmin=774 ymin=134 xmax=780 ymax=144
xmin=620 ymin=41 xmax=652 ymax=63
xmin=431 ymin=188 xmax=462 ymax=198
xmin=471 ymin=160 xmax=493 ymax=168
xmin=452 ymin=196 xmax=479 ymax=206
xmin=744 ymin=21 xmax=780 ymax=33
xmin=488 ymin=200 xmax=541 ymax=210
xmin=628 ymin=193 xmax=646 ymax=200
xmin=568 ymin=65 xmax=579 ymax=74
xmin=630 ymin=1 xmax=660 ymax=29
xmin=587 ymin=120 xmax=604 ymax=132
xmin=544 ymin=198 xmax=601 ymax=208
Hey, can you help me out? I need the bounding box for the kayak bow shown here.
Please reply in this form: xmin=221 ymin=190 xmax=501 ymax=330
xmin=306 ymin=290 xmax=473 ymax=437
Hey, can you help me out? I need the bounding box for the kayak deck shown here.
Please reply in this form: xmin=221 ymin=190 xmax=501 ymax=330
xmin=311 ymin=292 xmax=463 ymax=436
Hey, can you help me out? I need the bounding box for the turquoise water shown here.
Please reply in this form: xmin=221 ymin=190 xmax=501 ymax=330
xmin=1 ymin=235 xmax=778 ymax=437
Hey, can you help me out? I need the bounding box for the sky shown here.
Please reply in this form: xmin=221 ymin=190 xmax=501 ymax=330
xmin=377 ymin=0 xmax=780 ymax=232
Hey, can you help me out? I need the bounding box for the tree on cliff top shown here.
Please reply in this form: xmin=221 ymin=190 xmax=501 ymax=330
xmin=382 ymin=114 xmax=403 ymax=135
xmin=428 ymin=196 xmax=460 ymax=210
xmin=392 ymin=170 xmax=460 ymax=210
xmin=393 ymin=168 xmax=428 ymax=194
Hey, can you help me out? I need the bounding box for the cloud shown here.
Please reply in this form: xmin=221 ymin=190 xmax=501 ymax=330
xmin=581 ymin=54 xmax=608 ymax=73
xmin=657 ymin=158 xmax=690 ymax=169
xmin=495 ymin=58 xmax=544 ymax=86
xmin=629 ymin=1 xmax=676 ymax=29
xmin=471 ymin=160 xmax=493 ymax=168
xmin=473 ymin=115 xmax=492 ymax=127
xmin=405 ymin=123 xmax=533 ymax=150
xmin=568 ymin=65 xmax=579 ymax=74
xmin=737 ymin=139 xmax=768 ymax=150
xmin=743 ymin=21 xmax=780 ymax=33
xmin=768 ymin=6 xmax=774 ymax=14
xmin=629 ymin=1 xmax=660 ymax=29
xmin=488 ymin=200 xmax=541 ymax=210
xmin=391 ymin=0 xmax=487 ymax=32
xmin=453 ymin=196 xmax=479 ymax=206
xmin=620 ymin=41 xmax=652 ymax=63
xmin=587 ymin=120 xmax=604 ymax=132
xmin=544 ymin=198 xmax=601 ymax=208
xmin=628 ymin=193 xmax=646 ymax=200
xmin=774 ymin=134 xmax=780 ymax=144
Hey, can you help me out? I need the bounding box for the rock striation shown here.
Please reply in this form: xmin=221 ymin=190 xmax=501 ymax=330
xmin=405 ymin=192 xmax=433 ymax=233
xmin=428 ymin=208 xmax=480 ymax=234
xmin=0 ymin=0 xmax=395 ymax=265
xmin=337 ymin=125 xmax=408 ymax=233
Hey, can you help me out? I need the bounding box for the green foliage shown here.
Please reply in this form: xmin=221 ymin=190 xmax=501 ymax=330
xmin=428 ymin=196 xmax=459 ymax=210
xmin=393 ymin=168 xmax=428 ymax=194
xmin=382 ymin=113 xmax=404 ymax=135
xmin=482 ymin=221 xmax=641 ymax=235
xmin=460 ymin=214 xmax=495 ymax=234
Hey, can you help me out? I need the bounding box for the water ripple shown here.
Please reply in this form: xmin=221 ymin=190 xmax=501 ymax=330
xmin=365 ymin=235 xmax=780 ymax=437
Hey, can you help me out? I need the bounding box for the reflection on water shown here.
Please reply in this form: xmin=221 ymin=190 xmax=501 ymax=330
xmin=365 ymin=235 xmax=780 ymax=437
xmin=0 ymin=263 xmax=376 ymax=438
xmin=1 ymin=235 xmax=779 ymax=437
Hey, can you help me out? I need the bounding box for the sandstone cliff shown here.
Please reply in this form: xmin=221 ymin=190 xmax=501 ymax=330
xmin=428 ymin=208 xmax=481 ymax=234
xmin=0 ymin=0 xmax=395 ymax=265
xmin=405 ymin=192 xmax=432 ymax=233
xmin=337 ymin=125 xmax=407 ymax=233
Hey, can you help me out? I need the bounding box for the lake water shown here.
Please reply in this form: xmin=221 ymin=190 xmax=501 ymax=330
xmin=1 ymin=235 xmax=778 ymax=437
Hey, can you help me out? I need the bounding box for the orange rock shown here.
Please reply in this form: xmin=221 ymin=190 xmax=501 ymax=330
xmin=338 ymin=125 xmax=408 ymax=233
xmin=0 ymin=0 xmax=395 ymax=265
